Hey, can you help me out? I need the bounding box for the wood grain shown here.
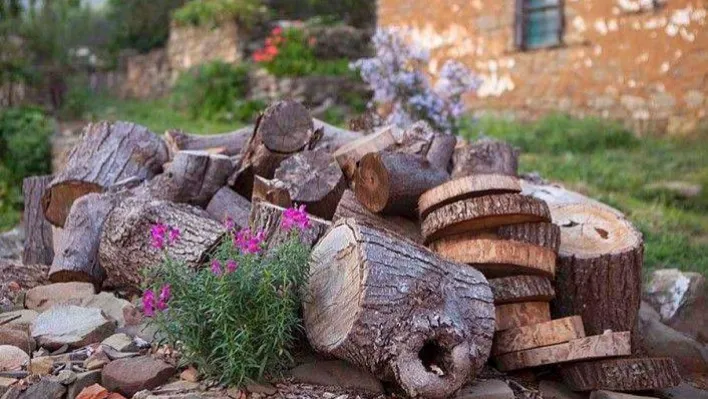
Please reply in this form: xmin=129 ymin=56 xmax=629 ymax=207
xmin=492 ymin=316 xmax=585 ymax=355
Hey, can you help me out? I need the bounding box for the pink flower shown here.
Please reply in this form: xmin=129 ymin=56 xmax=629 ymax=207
xmin=168 ymin=227 xmax=180 ymax=244
xmin=142 ymin=289 xmax=156 ymax=317
xmin=265 ymin=45 xmax=278 ymax=56
xmin=224 ymin=217 xmax=235 ymax=231
xmin=281 ymin=205 xmax=310 ymax=232
xmin=234 ymin=228 xmax=266 ymax=255
xmin=151 ymin=223 xmax=180 ymax=249
xmin=156 ymin=284 xmax=171 ymax=311
xmin=211 ymin=260 xmax=223 ymax=276
xmin=226 ymin=260 xmax=239 ymax=273
xmin=272 ymin=26 xmax=283 ymax=36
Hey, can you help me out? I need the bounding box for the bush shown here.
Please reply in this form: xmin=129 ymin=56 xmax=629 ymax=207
xmin=172 ymin=0 xmax=265 ymax=28
xmin=142 ymin=206 xmax=312 ymax=385
xmin=108 ymin=0 xmax=187 ymax=53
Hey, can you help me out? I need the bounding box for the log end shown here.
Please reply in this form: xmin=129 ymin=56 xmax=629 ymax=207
xmin=42 ymin=181 xmax=104 ymax=227
xmin=354 ymin=153 xmax=390 ymax=213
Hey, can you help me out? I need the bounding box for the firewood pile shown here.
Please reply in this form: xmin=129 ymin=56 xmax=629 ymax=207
xmin=19 ymin=100 xmax=685 ymax=398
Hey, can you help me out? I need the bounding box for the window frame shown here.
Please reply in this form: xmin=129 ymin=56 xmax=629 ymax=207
xmin=515 ymin=0 xmax=565 ymax=51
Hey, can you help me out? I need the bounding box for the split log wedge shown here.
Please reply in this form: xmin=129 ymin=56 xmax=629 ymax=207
xmin=355 ymin=152 xmax=449 ymax=217
xmin=304 ymin=219 xmax=495 ymax=398
xmin=489 ymin=275 xmax=555 ymax=305
xmin=495 ymin=331 xmax=631 ymax=371
xmin=452 ymin=138 xmax=518 ymax=178
xmin=560 ymin=357 xmax=681 ymax=392
xmin=492 ymin=316 xmax=585 ymax=356
xmin=495 ymin=301 xmax=551 ymax=331
xmin=418 ymin=174 xmax=521 ymax=219
xmin=249 ymin=201 xmax=330 ymax=251
xmin=42 ymin=121 xmax=169 ymax=227
xmin=206 ymin=186 xmax=251 ymax=230
xmin=23 ymin=176 xmax=54 ymax=265
xmin=421 ymin=194 xmax=551 ymax=243
xmin=162 ymin=150 xmax=234 ymax=207
xmin=333 ymin=125 xmax=399 ymax=181
xmin=396 ymin=121 xmax=457 ymax=171
xmin=252 ymin=176 xmax=292 ymax=208
xmin=164 ymin=126 xmax=252 ymax=157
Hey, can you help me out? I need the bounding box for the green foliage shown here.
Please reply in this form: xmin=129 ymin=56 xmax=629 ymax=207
xmin=145 ymin=232 xmax=310 ymax=385
xmin=172 ymin=0 xmax=265 ymax=28
xmin=108 ymin=0 xmax=187 ymax=53
xmin=59 ymin=77 xmax=93 ymax=119
xmin=266 ymin=0 xmax=375 ymax=28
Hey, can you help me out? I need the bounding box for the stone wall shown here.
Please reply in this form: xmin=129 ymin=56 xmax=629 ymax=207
xmin=122 ymin=48 xmax=172 ymax=99
xmin=378 ymin=0 xmax=708 ymax=135
xmin=167 ymin=21 xmax=243 ymax=76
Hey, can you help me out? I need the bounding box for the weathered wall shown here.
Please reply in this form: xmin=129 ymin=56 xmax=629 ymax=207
xmin=378 ymin=0 xmax=708 ymax=135
xmin=167 ymin=21 xmax=243 ymax=75
xmin=122 ymin=48 xmax=173 ymax=99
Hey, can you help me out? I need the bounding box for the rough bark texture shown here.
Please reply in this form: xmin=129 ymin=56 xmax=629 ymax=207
xmin=157 ymin=150 xmax=233 ymax=207
xmin=100 ymin=197 xmax=225 ymax=291
xmin=489 ymin=275 xmax=555 ymax=305
xmin=333 ymin=190 xmax=423 ymax=244
xmin=355 ymin=152 xmax=449 ymax=217
xmin=418 ymin=174 xmax=521 ymax=219
xmin=249 ymin=201 xmax=330 ymax=251
xmin=421 ymin=194 xmax=551 ymax=243
xmin=395 ymin=121 xmax=457 ymax=172
xmin=312 ymin=118 xmax=363 ymax=152
xmin=23 ymin=175 xmax=54 ymax=265
xmin=551 ymin=203 xmax=644 ymax=350
xmin=560 ymin=357 xmax=682 ymax=392
xmin=492 ymin=316 xmax=586 ymax=356
xmin=494 ymin=222 xmax=561 ymax=252
xmin=205 ymin=186 xmax=251 ymax=230
xmin=451 ymin=138 xmax=519 ymax=178
xmin=304 ymin=219 xmax=495 ymax=399
xmin=494 ymin=331 xmax=631 ymax=371
xmin=426 ymin=132 xmax=457 ymax=172
xmin=42 ymin=121 xmax=168 ymax=227
xmin=334 ymin=125 xmax=400 ymax=181
xmin=251 ymin=176 xmax=292 ymax=208
xmin=164 ymin=127 xmax=252 ymax=157
xmin=273 ymin=149 xmax=346 ymax=220
xmin=495 ymin=301 xmax=551 ymax=331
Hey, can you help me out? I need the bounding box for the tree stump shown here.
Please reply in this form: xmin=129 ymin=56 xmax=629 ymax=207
xmin=159 ymin=150 xmax=234 ymax=207
xmin=489 ymin=276 xmax=555 ymax=305
xmin=42 ymin=121 xmax=168 ymax=227
xmin=100 ymin=197 xmax=225 ymax=290
xmin=495 ymin=301 xmax=551 ymax=331
xmin=492 ymin=316 xmax=586 ymax=355
xmin=560 ymin=357 xmax=681 ymax=392
xmin=304 ymin=219 xmax=495 ymax=398
xmin=333 ymin=125 xmax=400 ymax=181
xmin=355 ymin=152 xmax=449 ymax=217
xmin=164 ymin=127 xmax=252 ymax=157
xmin=205 ymin=187 xmax=251 ymax=230
xmin=249 ymin=201 xmax=330 ymax=251
xmin=451 ymin=138 xmax=518 ymax=178
xmin=23 ymin=176 xmax=54 ymax=265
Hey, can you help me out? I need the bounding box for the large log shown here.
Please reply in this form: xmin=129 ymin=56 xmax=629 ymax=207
xmin=489 ymin=275 xmax=555 ymax=305
xmin=312 ymin=118 xmax=363 ymax=152
xmin=249 ymin=201 xmax=330 ymax=251
xmin=451 ymin=138 xmax=518 ymax=178
xmin=22 ymin=176 xmax=54 ymax=265
xmin=333 ymin=125 xmax=400 ymax=181
xmin=205 ymin=186 xmax=251 ymax=230
xmin=42 ymin=121 xmax=168 ymax=227
xmin=251 ymin=176 xmax=292 ymax=208
xmin=355 ymin=152 xmax=449 ymax=217
xmin=560 ymin=357 xmax=681 ymax=392
xmin=100 ymin=197 xmax=225 ymax=290
xmin=157 ymin=150 xmax=233 ymax=207
xmin=492 ymin=316 xmax=586 ymax=356
xmin=304 ymin=219 xmax=495 ymax=398
xmin=396 ymin=121 xmax=457 ymax=171
xmin=164 ymin=126 xmax=252 ymax=157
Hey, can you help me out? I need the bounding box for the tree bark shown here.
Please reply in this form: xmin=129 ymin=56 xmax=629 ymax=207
xmin=489 ymin=275 xmax=555 ymax=305
xmin=251 ymin=176 xmax=292 ymax=208
xmin=560 ymin=357 xmax=681 ymax=392
xmin=333 ymin=125 xmax=400 ymax=181
xmin=492 ymin=316 xmax=585 ymax=356
xmin=205 ymin=186 xmax=251 ymax=230
xmin=451 ymin=138 xmax=519 ymax=178
xmin=23 ymin=176 xmax=54 ymax=265
xmin=493 ymin=222 xmax=561 ymax=252
xmin=333 ymin=190 xmax=423 ymax=244
xmin=157 ymin=150 xmax=234 ymax=207
xmin=426 ymin=132 xmax=457 ymax=172
xmin=249 ymin=201 xmax=330 ymax=252
xmin=312 ymin=118 xmax=363 ymax=152
xmin=273 ymin=149 xmax=346 ymax=220
xmin=42 ymin=121 xmax=168 ymax=227
xmin=164 ymin=126 xmax=252 ymax=157
xmin=495 ymin=301 xmax=551 ymax=331
xmin=355 ymin=152 xmax=449 ymax=217
xmin=304 ymin=219 xmax=495 ymax=399
xmin=100 ymin=197 xmax=225 ymax=291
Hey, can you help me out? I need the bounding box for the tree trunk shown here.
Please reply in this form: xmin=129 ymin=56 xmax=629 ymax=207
xmin=23 ymin=176 xmax=54 ymax=265
xmin=495 ymin=301 xmax=551 ymax=331
xmin=333 ymin=190 xmax=423 ymax=244
xmin=492 ymin=316 xmax=585 ymax=356
xmin=489 ymin=275 xmax=555 ymax=305
xmin=42 ymin=121 xmax=168 ymax=227
xmin=551 ymin=203 xmax=643 ymax=350
xmin=249 ymin=201 xmax=330 ymax=251
xmin=304 ymin=219 xmax=495 ymax=399
xmin=205 ymin=187 xmax=251 ymax=230
xmin=252 ymin=176 xmax=292 ymax=208
xmin=100 ymin=197 xmax=225 ymax=291
xmin=333 ymin=125 xmax=400 ymax=181
xmin=355 ymin=152 xmax=449 ymax=217
xmin=421 ymin=194 xmax=550 ymax=243
xmin=163 ymin=126 xmax=252 ymax=157
xmin=560 ymin=357 xmax=681 ymax=392
xmin=451 ymin=138 xmax=519 ymax=178
xmin=273 ymin=149 xmax=346 ymax=220
xmin=158 ymin=150 xmax=234 ymax=207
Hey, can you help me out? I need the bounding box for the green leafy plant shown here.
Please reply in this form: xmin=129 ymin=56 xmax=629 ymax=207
xmin=172 ymin=0 xmax=265 ymax=28
xmin=108 ymin=0 xmax=187 ymax=53
xmin=142 ymin=206 xmax=312 ymax=385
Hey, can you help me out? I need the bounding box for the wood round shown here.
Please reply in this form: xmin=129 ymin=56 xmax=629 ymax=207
xmin=560 ymin=357 xmax=681 ymax=392
xmin=489 ymin=275 xmax=555 ymax=305
xmin=492 ymin=316 xmax=585 ymax=356
xmin=495 ymin=301 xmax=551 ymax=332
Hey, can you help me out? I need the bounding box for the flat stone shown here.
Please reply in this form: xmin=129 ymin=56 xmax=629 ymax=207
xmin=84 ymin=350 xmax=111 ymax=370
xmin=25 ymin=283 xmax=95 ymax=312
xmin=29 ymin=356 xmax=55 ymax=375
xmin=0 ymin=327 xmax=35 ymax=354
xmin=81 ymin=293 xmax=134 ymax=328
xmin=659 ymin=381 xmax=708 ymax=399
xmin=289 ymin=360 xmax=383 ymax=394
xmin=245 ymin=382 xmax=277 ymax=395
xmin=180 ymin=366 xmax=199 ymax=382
xmin=101 ymin=356 xmax=176 ymax=397
xmin=0 ymin=376 xmax=18 ymax=397
xmin=455 ymin=379 xmax=514 ymax=399
xmin=101 ymin=333 xmax=137 ymax=353
xmin=590 ymin=391 xmax=658 ymax=399
xmin=31 ymin=305 xmax=116 ymax=350
xmin=9 ymin=378 xmax=66 ymax=398
xmin=75 ymin=383 xmax=109 ymax=399
xmin=66 ymin=371 xmax=102 ymax=399
xmin=102 ymin=346 xmax=140 ymax=360
xmin=0 ymin=310 xmax=38 ymax=330
xmin=539 ymin=380 xmax=587 ymax=399
xmin=0 ymin=345 xmax=29 ymax=372
xmin=54 ymin=369 xmax=77 ymax=385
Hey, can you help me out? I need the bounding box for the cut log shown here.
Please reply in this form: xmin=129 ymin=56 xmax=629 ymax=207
xmin=489 ymin=275 xmax=555 ymax=305
xmin=551 ymin=203 xmax=643 ymax=345
xmin=495 ymin=301 xmax=551 ymax=331
xmin=355 ymin=152 xmax=449 ymax=217
xmin=425 ymin=132 xmax=457 ymax=172
xmin=205 ymin=186 xmax=251 ymax=230
xmin=333 ymin=125 xmax=400 ymax=181
xmin=304 ymin=219 xmax=495 ymax=399
xmin=22 ymin=175 xmax=54 ymax=265
xmin=421 ymin=194 xmax=551 ymax=243
xmin=42 ymin=121 xmax=168 ymax=227
xmin=312 ymin=118 xmax=363 ymax=152
xmin=100 ymin=197 xmax=225 ymax=290
xmin=154 ymin=150 xmax=234 ymax=207
xmin=418 ymin=174 xmax=522 ymax=219
xmin=164 ymin=126 xmax=252 ymax=157
xmin=395 ymin=121 xmax=456 ymax=171
xmin=273 ymin=149 xmax=346 ymax=220
xmin=493 ymin=222 xmax=561 ymax=252
xmin=249 ymin=201 xmax=330 ymax=251
xmin=560 ymin=357 xmax=681 ymax=392
xmin=251 ymin=176 xmax=292 ymax=208
xmin=494 ymin=331 xmax=631 ymax=371
xmin=430 ymin=236 xmax=556 ymax=278
xmin=492 ymin=316 xmax=586 ymax=356
xmin=333 ymin=190 xmax=423 ymax=243
xmin=451 ymin=138 xmax=519 ymax=178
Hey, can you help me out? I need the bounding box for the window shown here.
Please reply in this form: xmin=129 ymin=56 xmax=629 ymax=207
xmin=515 ymin=0 xmax=564 ymax=50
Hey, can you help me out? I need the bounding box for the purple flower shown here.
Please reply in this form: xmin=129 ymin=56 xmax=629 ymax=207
xmin=234 ymin=228 xmax=266 ymax=255
xmin=156 ymin=284 xmax=171 ymax=310
xmin=168 ymin=227 xmax=180 ymax=245
xmin=142 ymin=289 xmax=156 ymax=317
xmin=224 ymin=217 xmax=235 ymax=231
xmin=211 ymin=260 xmax=223 ymax=276
xmin=151 ymin=223 xmax=180 ymax=250
xmin=226 ymin=260 xmax=239 ymax=273
xmin=281 ymin=205 xmax=310 ymax=232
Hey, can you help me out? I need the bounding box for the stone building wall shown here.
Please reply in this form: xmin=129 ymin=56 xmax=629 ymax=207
xmin=378 ymin=0 xmax=708 ymax=135
xmin=167 ymin=21 xmax=243 ymax=76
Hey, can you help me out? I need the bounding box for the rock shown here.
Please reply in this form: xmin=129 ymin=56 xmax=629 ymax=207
xmin=101 ymin=333 xmax=137 ymax=353
xmin=31 ymin=305 xmax=116 ymax=350
xmin=0 ymin=310 xmax=38 ymax=330
xmin=107 ymin=394 xmax=127 ymax=399
xmin=81 ymin=293 xmax=134 ymax=328
xmin=644 ymin=181 xmax=702 ymax=199
xmin=76 ymin=383 xmax=109 ymax=399
xmin=0 ymin=327 xmax=35 ymax=354
xmin=29 ymin=356 xmax=55 ymax=375
xmin=589 ymin=391 xmax=658 ymax=399
xmin=84 ymin=350 xmax=111 ymax=370
xmin=101 ymin=356 xmax=176 ymax=397
xmin=0 ymin=345 xmax=29 ymax=371
xmin=245 ymin=382 xmax=277 ymax=395
xmin=102 ymin=346 xmax=140 ymax=361
xmin=67 ymin=371 xmax=102 ymax=399
xmin=0 ymin=227 xmax=24 ymax=261
xmin=288 ymin=360 xmax=383 ymax=394
xmin=658 ymin=382 xmax=708 ymax=399
xmin=10 ymin=378 xmax=66 ymax=398
xmin=55 ymin=369 xmax=78 ymax=385
xmin=24 ymin=282 xmax=96 ymax=312
xmin=180 ymin=366 xmax=199 ymax=382
xmin=455 ymin=379 xmax=514 ymax=399
xmin=0 ymin=376 xmax=18 ymax=397
xmin=643 ymin=269 xmax=707 ymax=343
xmin=539 ymin=380 xmax=587 ymax=399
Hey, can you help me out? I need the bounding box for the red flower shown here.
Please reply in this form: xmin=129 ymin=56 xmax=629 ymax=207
xmin=272 ymin=26 xmax=283 ymax=36
xmin=265 ymin=45 xmax=278 ymax=56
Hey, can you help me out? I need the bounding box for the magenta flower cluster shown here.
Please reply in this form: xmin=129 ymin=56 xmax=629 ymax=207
xmin=281 ymin=204 xmax=310 ymax=232
xmin=142 ymin=284 xmax=171 ymax=317
xmin=151 ymin=223 xmax=180 ymax=250
xmin=210 ymin=259 xmax=239 ymax=276
xmin=234 ymin=228 xmax=266 ymax=255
